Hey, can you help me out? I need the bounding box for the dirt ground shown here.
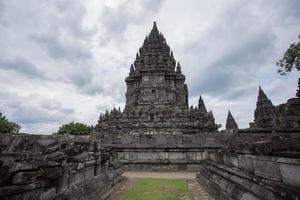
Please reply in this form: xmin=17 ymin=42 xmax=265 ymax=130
xmin=107 ymin=172 xmax=212 ymax=200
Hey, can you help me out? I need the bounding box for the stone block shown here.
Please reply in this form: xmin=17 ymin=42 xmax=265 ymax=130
xmin=279 ymin=163 xmax=300 ymax=187
xmin=253 ymin=158 xmax=282 ymax=181
xmin=57 ymin=173 xmax=69 ymax=193
xmin=77 ymin=162 xmax=84 ymax=170
xmin=42 ymin=167 xmax=62 ymax=179
xmin=70 ymin=152 xmax=93 ymax=162
xmin=45 ymin=151 xmax=66 ymax=162
xmin=39 ymin=187 xmax=56 ymax=200
xmin=69 ymin=170 xmax=85 ymax=187
xmin=241 ymin=192 xmax=260 ymax=200
xmin=84 ymin=166 xmax=95 ymax=179
xmin=95 ymin=164 xmax=101 ymax=175
xmin=12 ymin=171 xmax=38 ymax=185
xmin=0 ymin=182 xmax=39 ymax=196
xmin=36 ymin=138 xmax=57 ymax=148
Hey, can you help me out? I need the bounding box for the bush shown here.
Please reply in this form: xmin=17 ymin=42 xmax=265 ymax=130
xmin=277 ymin=35 xmax=300 ymax=75
xmin=0 ymin=112 xmax=20 ymax=134
xmin=57 ymin=121 xmax=93 ymax=135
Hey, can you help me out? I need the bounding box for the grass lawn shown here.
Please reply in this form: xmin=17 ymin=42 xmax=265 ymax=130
xmin=122 ymin=178 xmax=193 ymax=200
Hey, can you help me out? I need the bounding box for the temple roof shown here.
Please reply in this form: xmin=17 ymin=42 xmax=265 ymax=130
xmin=132 ymin=21 xmax=177 ymax=73
xmin=198 ymin=95 xmax=207 ymax=113
xmin=254 ymin=86 xmax=277 ymax=128
xmin=258 ymin=86 xmax=270 ymax=103
xmin=226 ymin=110 xmax=238 ymax=130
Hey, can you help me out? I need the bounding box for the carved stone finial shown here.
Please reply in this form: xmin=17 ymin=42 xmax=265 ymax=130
xmin=176 ymin=62 xmax=182 ymax=74
xmin=129 ymin=64 xmax=135 ymax=75
xmin=150 ymin=21 xmax=159 ymax=35
xmin=198 ymin=95 xmax=207 ymax=113
xmin=170 ymin=51 xmax=174 ymax=58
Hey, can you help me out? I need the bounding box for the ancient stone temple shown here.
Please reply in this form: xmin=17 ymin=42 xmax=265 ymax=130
xmin=1 ymin=21 xmax=300 ymax=200
xmin=96 ymin=22 xmax=218 ymax=135
xmin=225 ymin=110 xmax=238 ymax=131
xmin=254 ymin=86 xmax=278 ymax=128
xmin=254 ymin=80 xmax=300 ymax=129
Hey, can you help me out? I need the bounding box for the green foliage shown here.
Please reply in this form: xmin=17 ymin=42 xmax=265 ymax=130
xmin=277 ymin=36 xmax=300 ymax=75
xmin=122 ymin=178 xmax=193 ymax=200
xmin=57 ymin=121 xmax=93 ymax=135
xmin=0 ymin=112 xmax=20 ymax=134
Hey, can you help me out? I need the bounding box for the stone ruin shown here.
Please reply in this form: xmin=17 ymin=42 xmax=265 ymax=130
xmin=254 ymin=84 xmax=300 ymax=129
xmin=1 ymin=21 xmax=300 ymax=200
xmin=96 ymin=22 xmax=219 ymax=140
xmin=0 ymin=134 xmax=123 ymax=200
xmin=225 ymin=110 xmax=238 ymax=132
xmin=95 ymin=22 xmax=300 ymax=200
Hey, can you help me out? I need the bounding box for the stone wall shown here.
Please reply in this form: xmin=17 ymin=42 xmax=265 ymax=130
xmin=196 ymin=152 xmax=300 ymax=200
xmin=190 ymin=128 xmax=300 ymax=200
xmin=0 ymin=134 xmax=123 ymax=200
xmin=102 ymin=129 xmax=300 ymax=171
xmin=101 ymin=132 xmax=223 ymax=171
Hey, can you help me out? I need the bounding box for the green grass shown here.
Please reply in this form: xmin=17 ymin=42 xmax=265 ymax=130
xmin=122 ymin=178 xmax=193 ymax=200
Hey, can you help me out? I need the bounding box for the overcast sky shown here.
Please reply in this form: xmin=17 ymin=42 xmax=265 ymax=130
xmin=0 ymin=0 xmax=299 ymax=134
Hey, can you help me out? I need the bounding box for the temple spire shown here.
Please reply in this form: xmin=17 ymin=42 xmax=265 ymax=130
xmin=149 ymin=21 xmax=159 ymax=37
xmin=152 ymin=21 xmax=158 ymax=32
xmin=170 ymin=51 xmax=174 ymax=58
xmin=198 ymin=95 xmax=207 ymax=113
xmin=226 ymin=110 xmax=238 ymax=130
xmin=258 ymin=86 xmax=268 ymax=100
xmin=254 ymin=86 xmax=277 ymax=128
xmin=176 ymin=62 xmax=182 ymax=74
xmin=131 ymin=21 xmax=176 ymax=72
xmin=129 ymin=64 xmax=134 ymax=75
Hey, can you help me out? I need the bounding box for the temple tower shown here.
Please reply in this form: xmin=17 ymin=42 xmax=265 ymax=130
xmin=198 ymin=96 xmax=207 ymax=113
xmin=125 ymin=22 xmax=188 ymax=111
xmin=225 ymin=110 xmax=238 ymax=131
xmin=254 ymin=86 xmax=277 ymax=128
xmin=97 ymin=22 xmax=218 ymax=134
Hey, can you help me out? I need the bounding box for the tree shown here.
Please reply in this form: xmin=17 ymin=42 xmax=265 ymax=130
xmin=277 ymin=35 xmax=300 ymax=75
xmin=57 ymin=121 xmax=93 ymax=135
xmin=0 ymin=112 xmax=20 ymax=134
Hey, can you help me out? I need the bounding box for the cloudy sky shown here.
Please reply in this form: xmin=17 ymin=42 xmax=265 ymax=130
xmin=0 ymin=0 xmax=299 ymax=133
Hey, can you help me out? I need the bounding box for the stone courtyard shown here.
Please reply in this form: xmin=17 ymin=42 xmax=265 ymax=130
xmin=0 ymin=22 xmax=300 ymax=200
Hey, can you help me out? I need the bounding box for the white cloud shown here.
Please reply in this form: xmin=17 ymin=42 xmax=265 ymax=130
xmin=0 ymin=0 xmax=299 ymax=133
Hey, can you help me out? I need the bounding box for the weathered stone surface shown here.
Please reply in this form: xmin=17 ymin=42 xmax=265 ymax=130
xmin=254 ymin=86 xmax=278 ymax=128
xmin=254 ymin=80 xmax=300 ymax=129
xmin=36 ymin=138 xmax=57 ymax=148
xmin=12 ymin=171 xmax=38 ymax=185
xmin=45 ymin=151 xmax=66 ymax=162
xmin=279 ymin=162 xmax=300 ymax=187
xmin=71 ymin=152 xmax=94 ymax=162
xmin=197 ymin=152 xmax=300 ymax=200
xmin=226 ymin=110 xmax=238 ymax=131
xmin=41 ymin=167 xmax=62 ymax=179
xmin=96 ymin=22 xmax=219 ymax=138
xmin=0 ymin=134 xmax=123 ymax=200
